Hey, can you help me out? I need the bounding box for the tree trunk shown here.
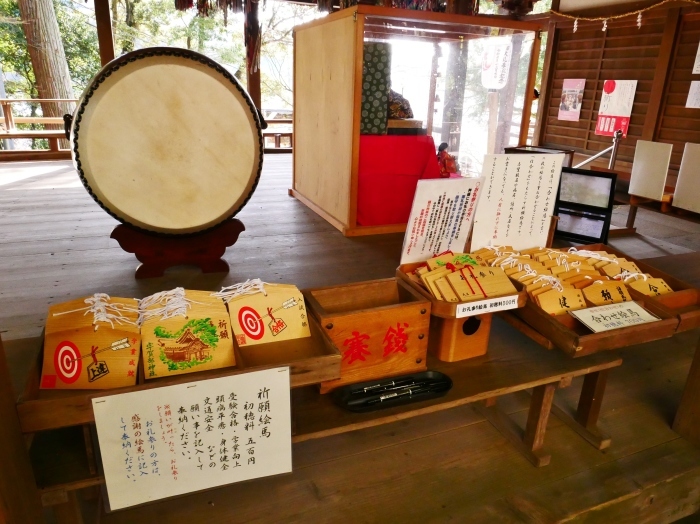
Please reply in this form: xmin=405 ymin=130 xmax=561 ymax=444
xmin=17 ymin=0 xmax=75 ymax=119
xmin=494 ymin=33 xmax=524 ymax=155
xmin=17 ymin=0 xmax=74 ymax=149
xmin=440 ymin=40 xmax=468 ymax=152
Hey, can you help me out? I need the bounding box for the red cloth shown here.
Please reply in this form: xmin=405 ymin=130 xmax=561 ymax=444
xmin=357 ymin=135 xmax=441 ymax=226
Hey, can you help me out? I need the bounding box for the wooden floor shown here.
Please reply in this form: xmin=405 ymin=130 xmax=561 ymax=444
xmin=2 ymin=156 xmax=700 ymax=523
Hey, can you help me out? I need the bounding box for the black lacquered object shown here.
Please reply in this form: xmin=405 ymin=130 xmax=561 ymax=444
xmin=331 ymin=371 xmax=452 ymax=413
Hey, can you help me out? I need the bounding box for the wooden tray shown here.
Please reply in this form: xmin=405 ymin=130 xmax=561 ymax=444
xmin=506 ymin=243 xmax=687 ymax=357
xmin=13 ymin=316 xmax=340 ymax=434
xmin=395 ymin=263 xmax=527 ymax=318
xmin=579 ymin=243 xmax=700 ymax=333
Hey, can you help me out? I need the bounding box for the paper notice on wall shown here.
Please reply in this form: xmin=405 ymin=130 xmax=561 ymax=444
xmin=558 ymin=79 xmax=585 ymax=122
xmin=471 ymin=154 xmax=564 ymax=251
xmin=693 ymin=42 xmax=700 ymax=74
xmin=686 ymin=81 xmax=700 ymax=109
xmin=400 ymin=177 xmax=482 ymax=265
xmin=595 ymin=80 xmax=637 ymax=137
xmin=93 ymin=368 xmax=292 ymax=510
xmin=481 ymin=36 xmax=512 ymax=90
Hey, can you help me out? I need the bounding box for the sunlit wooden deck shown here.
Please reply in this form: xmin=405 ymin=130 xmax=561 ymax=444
xmin=1 ymin=155 xmax=700 ymax=523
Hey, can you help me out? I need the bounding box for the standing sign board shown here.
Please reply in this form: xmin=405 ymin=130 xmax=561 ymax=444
xmin=595 ymin=80 xmax=637 ymax=137
xmin=471 ymin=154 xmax=564 ymax=251
xmin=93 ymin=367 xmax=292 ymax=510
xmin=400 ymin=177 xmax=483 ymax=265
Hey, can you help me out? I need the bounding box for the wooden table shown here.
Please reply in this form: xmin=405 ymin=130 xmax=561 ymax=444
xmin=0 ymin=315 xmax=623 ymax=523
xmin=645 ymin=252 xmax=700 ymax=449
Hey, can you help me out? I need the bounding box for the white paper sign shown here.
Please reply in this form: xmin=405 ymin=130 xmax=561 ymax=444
xmin=470 ymin=154 xmax=564 ymax=251
xmin=400 ymin=177 xmax=482 ymax=265
xmin=569 ymin=302 xmax=660 ymax=333
xmin=595 ymin=80 xmax=637 ymax=137
xmin=481 ymin=36 xmax=512 ymax=90
xmin=456 ymin=294 xmax=520 ymax=318
xmin=693 ymin=42 xmax=700 ymax=74
xmin=686 ymin=81 xmax=700 ymax=109
xmin=92 ymin=368 xmax=292 ymax=510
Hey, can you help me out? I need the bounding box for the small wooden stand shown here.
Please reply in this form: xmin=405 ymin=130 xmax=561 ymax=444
xmin=111 ymin=219 xmax=245 ymax=279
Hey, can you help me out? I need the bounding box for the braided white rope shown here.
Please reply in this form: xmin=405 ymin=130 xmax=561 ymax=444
xmin=211 ymin=279 xmax=270 ymax=303
xmin=53 ymin=293 xmax=139 ymax=331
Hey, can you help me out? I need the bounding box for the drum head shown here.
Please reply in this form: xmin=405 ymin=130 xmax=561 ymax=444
xmin=72 ymin=48 xmax=263 ymax=235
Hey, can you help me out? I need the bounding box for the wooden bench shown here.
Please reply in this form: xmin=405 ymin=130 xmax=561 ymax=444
xmin=262 ymin=131 xmax=293 ymax=150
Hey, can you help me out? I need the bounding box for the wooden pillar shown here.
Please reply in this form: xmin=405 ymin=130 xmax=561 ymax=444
xmin=0 ymin=337 xmax=44 ymax=524
xmin=674 ymin=342 xmax=700 ymax=448
xmin=94 ymin=0 xmax=116 ymax=66
xmin=533 ymin=20 xmax=557 ymax=147
xmin=518 ymin=29 xmax=542 ymax=146
xmin=246 ymin=0 xmax=262 ymax=110
xmin=641 ymin=8 xmax=680 ymax=141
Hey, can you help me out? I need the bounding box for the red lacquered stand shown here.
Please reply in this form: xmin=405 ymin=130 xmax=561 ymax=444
xmin=111 ymin=219 xmax=245 ymax=279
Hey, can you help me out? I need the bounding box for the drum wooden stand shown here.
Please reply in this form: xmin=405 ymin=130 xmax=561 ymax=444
xmin=111 ymin=219 xmax=245 ymax=279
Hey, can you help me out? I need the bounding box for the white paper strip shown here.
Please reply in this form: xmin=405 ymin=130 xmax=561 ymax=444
xmin=455 ymin=294 xmax=520 ymax=318
xmin=93 ymin=368 xmax=292 ymax=510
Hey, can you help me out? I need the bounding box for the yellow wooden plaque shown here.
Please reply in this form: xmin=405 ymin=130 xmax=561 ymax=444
xmin=42 ymin=296 xmax=141 ymax=390
xmin=141 ymin=290 xmax=235 ymax=379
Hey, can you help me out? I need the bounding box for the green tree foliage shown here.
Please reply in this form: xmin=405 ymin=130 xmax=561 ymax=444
xmin=0 ymin=0 xmax=36 ymax=97
xmin=154 ymin=317 xmax=219 ymax=348
xmin=54 ymin=0 xmax=101 ymax=93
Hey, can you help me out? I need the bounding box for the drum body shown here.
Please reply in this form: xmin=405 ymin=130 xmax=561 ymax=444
xmin=71 ymin=48 xmax=263 ymax=235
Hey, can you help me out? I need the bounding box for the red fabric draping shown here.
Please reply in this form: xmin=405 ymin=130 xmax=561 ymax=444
xmin=357 ymin=135 xmax=441 ymax=226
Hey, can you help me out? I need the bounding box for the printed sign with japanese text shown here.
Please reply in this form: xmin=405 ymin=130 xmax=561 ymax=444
xmin=471 ymin=154 xmax=564 ymax=251
xmin=92 ymin=367 xmax=292 ymax=510
xmin=595 ymin=80 xmax=637 ymax=137
xmin=568 ymin=302 xmax=660 ymax=333
xmin=400 ymin=177 xmax=482 ymax=265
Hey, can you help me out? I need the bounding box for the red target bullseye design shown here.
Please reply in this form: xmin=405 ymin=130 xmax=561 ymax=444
xmin=54 ymin=341 xmax=82 ymax=384
xmin=238 ymin=306 xmax=264 ymax=340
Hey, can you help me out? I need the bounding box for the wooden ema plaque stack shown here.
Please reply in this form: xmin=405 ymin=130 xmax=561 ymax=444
xmin=395 ymin=265 xmax=525 ymax=362
xmin=41 ymin=297 xmax=141 ymax=389
xmin=304 ymin=279 xmax=431 ymax=393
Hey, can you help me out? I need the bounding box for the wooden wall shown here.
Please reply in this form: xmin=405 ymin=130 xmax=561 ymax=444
xmin=537 ymin=4 xmax=700 ymax=177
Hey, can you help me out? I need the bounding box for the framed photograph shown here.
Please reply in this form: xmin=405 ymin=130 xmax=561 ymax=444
xmin=554 ymin=168 xmax=617 ymax=244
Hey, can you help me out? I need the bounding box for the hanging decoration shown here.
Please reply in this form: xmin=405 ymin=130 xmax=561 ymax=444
xmin=550 ymin=0 xmax=700 ymax=30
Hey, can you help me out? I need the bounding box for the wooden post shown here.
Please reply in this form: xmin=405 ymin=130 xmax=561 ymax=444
xmin=673 ymin=342 xmax=700 ymax=448
xmin=641 ymin=8 xmax=680 ymax=141
xmin=524 ymin=382 xmax=556 ymax=451
xmin=576 ymin=369 xmax=609 ymax=429
xmin=518 ymin=29 xmax=541 ymax=146
xmin=426 ymin=43 xmax=439 ymax=136
xmin=94 ymin=0 xmax=115 ymax=66
xmin=0 ymin=336 xmax=44 ymax=524
xmin=533 ymin=20 xmax=557 ymax=147
xmin=246 ymin=0 xmax=262 ymax=110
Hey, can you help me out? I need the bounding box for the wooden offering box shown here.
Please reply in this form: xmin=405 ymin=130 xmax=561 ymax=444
xmin=396 ymin=264 xmax=527 ymax=362
xmin=304 ymin=279 xmax=431 ymax=393
xmin=507 ymin=243 xmax=697 ymax=357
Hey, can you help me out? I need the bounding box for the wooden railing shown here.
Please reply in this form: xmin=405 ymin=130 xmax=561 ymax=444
xmin=1 ymin=99 xmax=77 ymax=161
xmin=1 ymin=100 xmax=293 ymax=160
xmin=262 ymin=117 xmax=293 ymax=153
